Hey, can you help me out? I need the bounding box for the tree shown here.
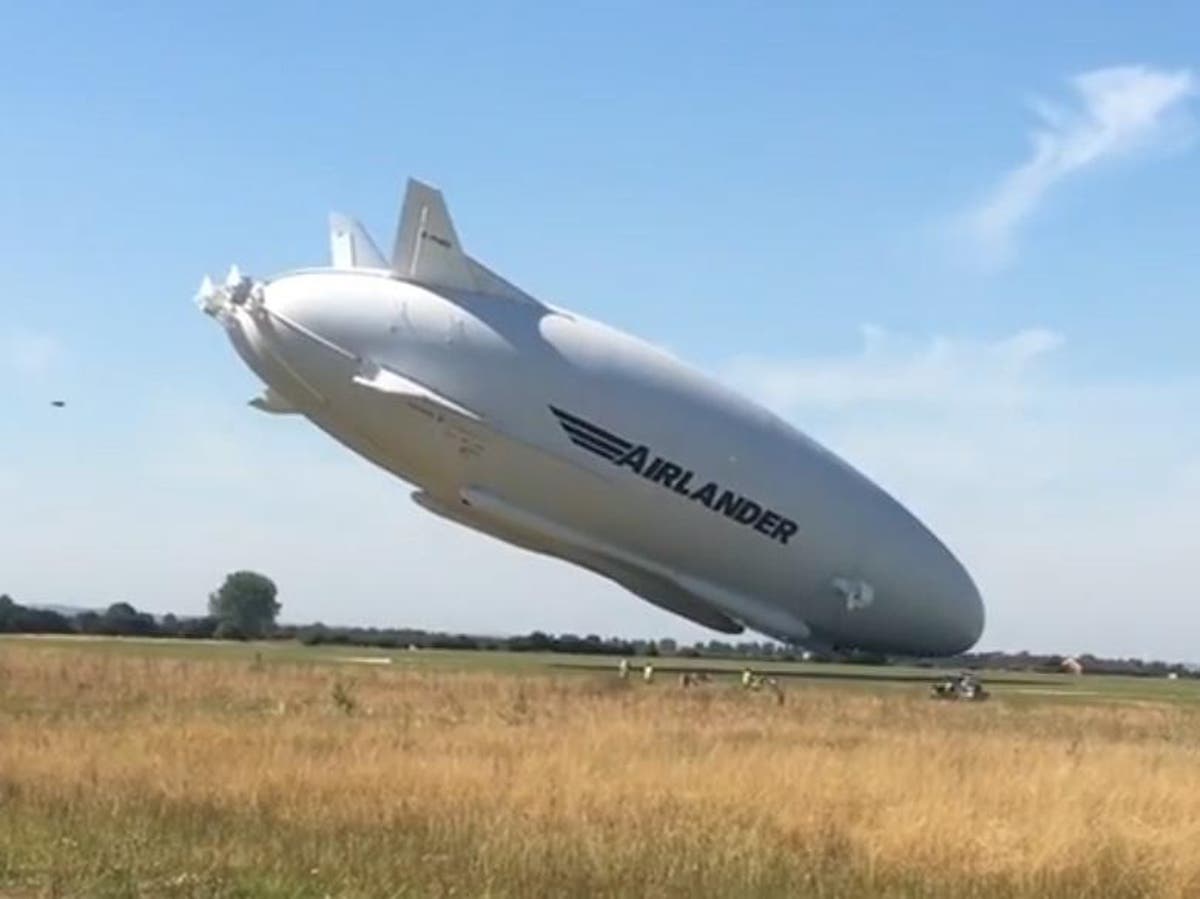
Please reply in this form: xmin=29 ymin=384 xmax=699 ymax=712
xmin=0 ymin=594 xmax=71 ymax=634
xmin=0 ymin=594 xmax=18 ymax=631
xmin=208 ymin=571 xmax=280 ymax=639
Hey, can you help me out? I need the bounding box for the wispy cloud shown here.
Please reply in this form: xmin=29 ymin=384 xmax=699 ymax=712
xmin=967 ymin=65 xmax=1195 ymax=264
xmin=3 ymin=329 xmax=63 ymax=378
xmin=727 ymin=325 xmax=1062 ymax=412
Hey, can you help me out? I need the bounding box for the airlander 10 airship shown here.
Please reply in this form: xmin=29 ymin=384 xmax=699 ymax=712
xmin=197 ymin=178 xmax=984 ymax=655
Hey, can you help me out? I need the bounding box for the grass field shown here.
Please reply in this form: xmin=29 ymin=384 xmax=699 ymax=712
xmin=2 ymin=637 xmax=1199 ymax=897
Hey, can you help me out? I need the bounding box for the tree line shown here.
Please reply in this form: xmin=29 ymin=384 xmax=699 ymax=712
xmin=1 ymin=574 xmax=1195 ymax=677
xmin=1 ymin=570 xmax=281 ymax=641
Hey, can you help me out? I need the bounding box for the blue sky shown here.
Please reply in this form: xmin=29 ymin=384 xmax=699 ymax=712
xmin=3 ymin=3 xmax=1199 ymax=659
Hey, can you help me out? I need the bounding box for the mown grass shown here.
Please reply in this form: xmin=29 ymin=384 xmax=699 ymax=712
xmin=1 ymin=643 xmax=1199 ymax=898
xmin=9 ymin=634 xmax=1197 ymax=705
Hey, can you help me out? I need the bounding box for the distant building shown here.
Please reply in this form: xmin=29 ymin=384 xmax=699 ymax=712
xmin=1061 ymin=656 xmax=1084 ymax=675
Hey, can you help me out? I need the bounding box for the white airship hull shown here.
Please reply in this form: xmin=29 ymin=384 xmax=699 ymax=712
xmin=202 ymin=180 xmax=984 ymax=655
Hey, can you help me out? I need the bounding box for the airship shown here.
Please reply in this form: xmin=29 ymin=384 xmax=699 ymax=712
xmin=197 ymin=178 xmax=984 ymax=655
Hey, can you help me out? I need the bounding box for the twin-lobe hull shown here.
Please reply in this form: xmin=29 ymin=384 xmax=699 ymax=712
xmin=220 ymin=268 xmax=983 ymax=655
xmin=198 ymin=175 xmax=981 ymax=654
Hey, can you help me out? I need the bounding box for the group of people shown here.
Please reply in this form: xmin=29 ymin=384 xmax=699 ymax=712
xmin=615 ymin=659 xmax=781 ymax=700
xmin=616 ymin=657 xmax=659 ymax=682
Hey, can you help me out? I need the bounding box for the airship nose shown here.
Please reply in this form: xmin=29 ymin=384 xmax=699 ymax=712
xmin=260 ymin=278 xmax=341 ymax=348
xmin=261 ymin=273 xmax=392 ymax=363
xmin=209 ymin=274 xmax=363 ymax=409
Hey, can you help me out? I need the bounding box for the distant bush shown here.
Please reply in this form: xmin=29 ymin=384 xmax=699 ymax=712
xmin=298 ymin=625 xmax=329 ymax=646
xmin=163 ymin=615 xmax=219 ymax=639
xmin=0 ymin=595 xmax=72 ymax=634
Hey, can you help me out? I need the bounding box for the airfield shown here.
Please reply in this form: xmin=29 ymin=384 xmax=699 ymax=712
xmin=2 ymin=636 xmax=1199 ymax=898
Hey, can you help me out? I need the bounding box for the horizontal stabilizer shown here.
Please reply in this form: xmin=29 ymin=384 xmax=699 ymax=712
xmin=329 ymin=214 xmax=388 ymax=269
xmin=352 ymin=361 xmax=480 ymax=421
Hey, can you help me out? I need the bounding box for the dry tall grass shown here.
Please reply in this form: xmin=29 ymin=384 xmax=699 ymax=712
xmin=1 ymin=645 xmax=1199 ymax=897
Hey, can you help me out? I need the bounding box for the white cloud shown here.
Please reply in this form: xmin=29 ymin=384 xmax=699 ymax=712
xmin=727 ymin=325 xmax=1063 ymax=412
xmin=726 ymin=328 xmax=1200 ymax=660
xmin=967 ymin=65 xmax=1195 ymax=264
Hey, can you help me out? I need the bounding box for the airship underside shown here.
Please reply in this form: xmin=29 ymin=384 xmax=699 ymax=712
xmin=198 ymin=179 xmax=984 ymax=656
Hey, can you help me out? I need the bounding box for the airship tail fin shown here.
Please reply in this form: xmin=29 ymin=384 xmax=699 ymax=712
xmin=464 ymin=256 xmax=542 ymax=305
xmin=391 ymin=178 xmax=544 ymax=306
xmin=329 ymin=213 xmax=389 ymax=269
xmin=391 ymin=179 xmax=477 ymax=292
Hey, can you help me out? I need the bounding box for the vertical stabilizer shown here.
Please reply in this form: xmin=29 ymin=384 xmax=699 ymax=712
xmin=329 ymin=214 xmax=388 ymax=269
xmin=390 ymin=179 xmax=477 ymax=292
